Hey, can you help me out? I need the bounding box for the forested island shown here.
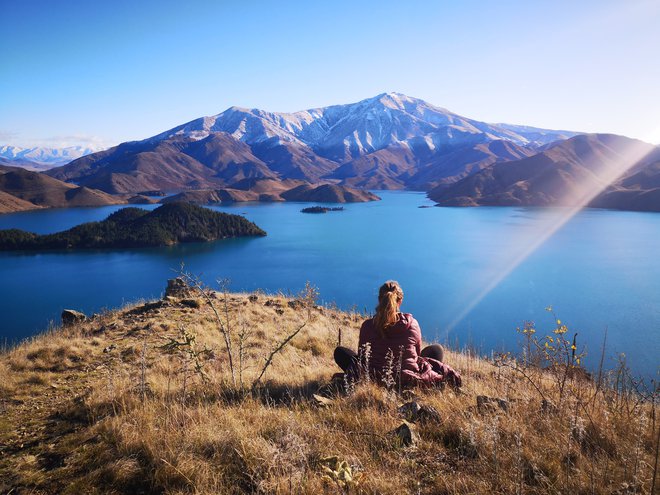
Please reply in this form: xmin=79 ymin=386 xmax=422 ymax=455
xmin=301 ymin=206 xmax=345 ymax=214
xmin=0 ymin=202 xmax=266 ymax=250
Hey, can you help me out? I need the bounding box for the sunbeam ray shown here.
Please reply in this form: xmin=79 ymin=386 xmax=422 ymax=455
xmin=446 ymin=136 xmax=657 ymax=333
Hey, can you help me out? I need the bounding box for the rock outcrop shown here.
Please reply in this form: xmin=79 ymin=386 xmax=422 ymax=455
xmin=61 ymin=309 xmax=87 ymax=327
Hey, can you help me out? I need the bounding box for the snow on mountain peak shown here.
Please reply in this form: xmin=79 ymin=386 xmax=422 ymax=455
xmin=0 ymin=145 xmax=100 ymax=165
xmin=146 ymin=93 xmax=579 ymax=156
xmin=376 ymin=92 xmax=417 ymax=109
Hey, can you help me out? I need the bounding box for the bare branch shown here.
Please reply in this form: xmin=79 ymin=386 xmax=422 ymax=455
xmin=252 ymin=321 xmax=307 ymax=388
xmin=178 ymin=269 xmax=236 ymax=387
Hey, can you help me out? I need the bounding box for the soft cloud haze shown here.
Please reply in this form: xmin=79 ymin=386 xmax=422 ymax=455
xmin=1 ymin=133 xmax=112 ymax=150
xmin=27 ymin=134 xmax=110 ymax=150
xmin=0 ymin=130 xmax=20 ymax=144
xmin=2 ymin=0 xmax=659 ymax=148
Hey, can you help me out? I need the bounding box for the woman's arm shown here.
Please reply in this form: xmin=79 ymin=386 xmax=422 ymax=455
xmin=358 ymin=319 xmax=370 ymax=350
xmin=409 ymin=317 xmax=423 ymax=356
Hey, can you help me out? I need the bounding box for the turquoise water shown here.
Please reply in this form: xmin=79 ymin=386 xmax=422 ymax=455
xmin=0 ymin=191 xmax=658 ymax=377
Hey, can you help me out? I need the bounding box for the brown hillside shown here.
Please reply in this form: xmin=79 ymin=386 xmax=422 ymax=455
xmin=281 ymin=184 xmax=380 ymax=202
xmin=0 ymin=169 xmax=123 ymax=209
xmin=163 ymin=183 xmax=380 ymax=205
xmin=0 ymin=190 xmax=40 ymax=213
xmin=162 ymin=189 xmax=262 ymax=204
xmin=429 ymin=134 xmax=659 ymax=209
xmin=229 ymin=178 xmax=306 ymax=194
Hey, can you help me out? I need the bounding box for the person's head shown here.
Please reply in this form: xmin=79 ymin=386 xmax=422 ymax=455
xmin=373 ymin=280 xmax=404 ymax=337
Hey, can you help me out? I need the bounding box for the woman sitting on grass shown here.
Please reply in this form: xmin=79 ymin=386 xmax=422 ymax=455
xmin=334 ymin=280 xmax=461 ymax=389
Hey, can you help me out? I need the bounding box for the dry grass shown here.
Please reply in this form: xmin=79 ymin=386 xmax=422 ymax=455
xmin=0 ymin=285 xmax=657 ymax=494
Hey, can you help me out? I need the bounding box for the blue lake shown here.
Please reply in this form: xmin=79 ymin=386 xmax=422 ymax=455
xmin=0 ymin=191 xmax=658 ymax=377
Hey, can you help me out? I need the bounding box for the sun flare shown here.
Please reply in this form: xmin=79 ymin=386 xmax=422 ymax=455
xmin=446 ymin=138 xmax=657 ymax=333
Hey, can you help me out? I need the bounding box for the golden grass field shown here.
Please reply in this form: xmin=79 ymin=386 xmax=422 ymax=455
xmin=0 ymin=281 xmax=657 ymax=494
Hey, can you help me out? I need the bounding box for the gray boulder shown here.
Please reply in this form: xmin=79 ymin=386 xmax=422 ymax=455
xmin=398 ymin=401 xmax=442 ymax=424
xmin=391 ymin=421 xmax=419 ymax=447
xmin=477 ymin=395 xmax=510 ymax=413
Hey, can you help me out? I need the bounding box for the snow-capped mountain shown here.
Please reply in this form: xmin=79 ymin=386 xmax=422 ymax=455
xmin=151 ymin=93 xmax=576 ymax=160
xmin=48 ymin=93 xmax=580 ymax=194
xmin=0 ymin=145 xmax=100 ymax=168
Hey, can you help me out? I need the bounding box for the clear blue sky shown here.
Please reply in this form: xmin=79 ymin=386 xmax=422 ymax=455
xmin=2 ymin=0 xmax=659 ymax=149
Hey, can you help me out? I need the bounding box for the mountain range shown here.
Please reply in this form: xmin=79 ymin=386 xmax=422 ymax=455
xmin=3 ymin=93 xmax=658 ymax=212
xmin=46 ymin=93 xmax=577 ymax=194
xmin=0 ymin=145 xmax=99 ymax=170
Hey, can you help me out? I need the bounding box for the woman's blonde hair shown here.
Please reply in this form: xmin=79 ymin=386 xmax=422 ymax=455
xmin=372 ymin=280 xmax=404 ymax=337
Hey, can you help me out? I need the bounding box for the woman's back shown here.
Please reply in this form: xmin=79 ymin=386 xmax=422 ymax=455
xmin=333 ymin=280 xmax=461 ymax=388
xmin=358 ymin=312 xmax=423 ymax=380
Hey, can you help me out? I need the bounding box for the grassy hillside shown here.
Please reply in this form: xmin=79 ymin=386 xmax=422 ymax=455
xmin=0 ymin=280 xmax=657 ymax=494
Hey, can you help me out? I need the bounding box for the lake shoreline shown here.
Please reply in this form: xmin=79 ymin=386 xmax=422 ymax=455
xmin=0 ymin=191 xmax=657 ymax=377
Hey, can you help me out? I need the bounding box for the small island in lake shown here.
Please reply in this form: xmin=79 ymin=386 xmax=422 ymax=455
xmin=301 ymin=206 xmax=345 ymax=214
xmin=0 ymin=202 xmax=266 ymax=251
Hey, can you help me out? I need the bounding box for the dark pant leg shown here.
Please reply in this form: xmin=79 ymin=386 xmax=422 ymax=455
xmin=421 ymin=344 xmax=444 ymax=363
xmin=334 ymin=346 xmax=358 ymax=374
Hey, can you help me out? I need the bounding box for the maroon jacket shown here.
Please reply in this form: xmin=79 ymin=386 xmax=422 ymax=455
xmin=358 ymin=313 xmax=460 ymax=387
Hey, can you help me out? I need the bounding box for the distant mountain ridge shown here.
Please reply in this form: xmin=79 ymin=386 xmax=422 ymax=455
xmin=0 ymin=145 xmax=100 ymax=168
xmin=47 ymin=93 xmax=579 ymax=194
xmin=429 ymin=134 xmax=660 ymax=211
